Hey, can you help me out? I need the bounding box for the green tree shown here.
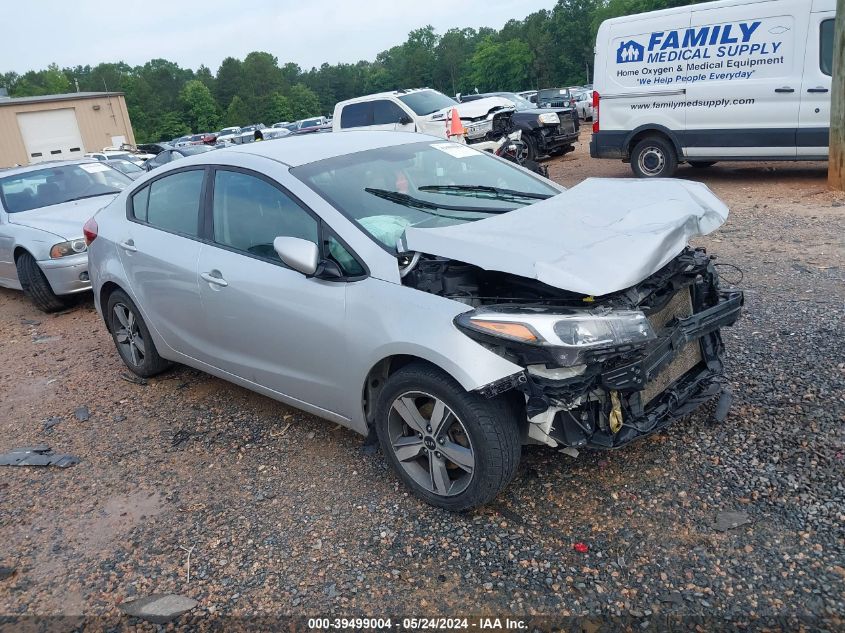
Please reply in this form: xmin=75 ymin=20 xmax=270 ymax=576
xmin=287 ymin=84 xmax=321 ymax=119
xmin=180 ymin=80 xmax=219 ymax=131
xmin=469 ymin=37 xmax=533 ymax=91
xmin=241 ymin=51 xmax=284 ymax=122
xmin=214 ymin=56 xmax=243 ymax=109
xmin=225 ymin=95 xmax=249 ymax=127
xmin=267 ymin=92 xmax=293 ymax=123
xmin=154 ymin=111 xmax=190 ymax=141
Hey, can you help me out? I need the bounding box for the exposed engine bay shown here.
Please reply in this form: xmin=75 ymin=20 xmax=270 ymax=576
xmin=400 ymin=247 xmax=744 ymax=450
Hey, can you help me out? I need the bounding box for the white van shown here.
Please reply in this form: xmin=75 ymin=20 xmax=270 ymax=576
xmin=590 ymin=0 xmax=836 ymax=177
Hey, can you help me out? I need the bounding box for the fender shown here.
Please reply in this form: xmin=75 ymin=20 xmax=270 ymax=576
xmin=623 ymin=124 xmax=684 ymax=161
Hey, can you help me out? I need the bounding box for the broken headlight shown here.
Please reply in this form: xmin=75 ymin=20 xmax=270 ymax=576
xmin=454 ymin=306 xmax=656 ymax=366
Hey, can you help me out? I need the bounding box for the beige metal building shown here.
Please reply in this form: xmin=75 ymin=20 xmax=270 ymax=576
xmin=0 ymin=91 xmax=135 ymax=167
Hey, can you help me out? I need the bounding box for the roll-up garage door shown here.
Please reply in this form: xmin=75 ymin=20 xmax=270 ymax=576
xmin=17 ymin=108 xmax=85 ymax=164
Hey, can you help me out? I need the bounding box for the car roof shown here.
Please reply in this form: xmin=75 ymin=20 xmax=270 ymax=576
xmin=335 ymin=88 xmax=438 ymax=107
xmin=0 ymin=158 xmax=97 ymax=177
xmin=216 ymin=130 xmax=439 ymax=167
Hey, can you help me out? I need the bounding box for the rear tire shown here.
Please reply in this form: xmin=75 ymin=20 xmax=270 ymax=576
xmin=689 ymin=161 xmax=717 ymax=168
xmin=16 ymin=252 xmax=67 ymax=313
xmin=106 ymin=289 xmax=171 ymax=377
xmin=630 ymin=136 xmax=678 ymax=178
xmin=374 ymin=362 xmax=521 ymax=511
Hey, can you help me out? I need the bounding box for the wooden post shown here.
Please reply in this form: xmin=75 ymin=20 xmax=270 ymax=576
xmin=829 ymin=0 xmax=845 ymax=190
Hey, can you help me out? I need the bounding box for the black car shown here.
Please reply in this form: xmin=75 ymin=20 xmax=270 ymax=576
xmin=136 ymin=143 xmax=174 ymax=155
xmin=142 ymin=145 xmax=215 ymax=172
xmin=459 ymin=92 xmax=579 ymax=161
xmin=537 ymin=88 xmax=576 ymax=109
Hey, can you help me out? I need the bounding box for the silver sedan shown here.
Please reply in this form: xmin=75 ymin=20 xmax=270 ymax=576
xmin=86 ymin=132 xmax=742 ymax=510
xmin=0 ymin=160 xmax=132 ymax=312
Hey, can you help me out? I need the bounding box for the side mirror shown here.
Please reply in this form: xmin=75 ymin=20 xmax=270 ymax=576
xmin=398 ymin=115 xmax=413 ymax=126
xmin=274 ymin=236 xmax=320 ymax=275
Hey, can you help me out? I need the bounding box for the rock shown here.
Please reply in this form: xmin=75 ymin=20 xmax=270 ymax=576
xmin=119 ymin=594 xmax=197 ymax=624
xmin=306 ymin=431 xmax=316 ymax=440
xmin=325 ymin=583 xmax=338 ymax=598
xmin=74 ymin=406 xmax=90 ymax=422
xmin=113 ymin=415 xmax=127 ymax=422
xmin=714 ymin=510 xmax=751 ymax=532
xmin=43 ymin=417 xmax=63 ymax=431
xmin=0 ymin=566 xmax=16 ymax=581
xmin=832 ymin=200 xmax=844 ymax=207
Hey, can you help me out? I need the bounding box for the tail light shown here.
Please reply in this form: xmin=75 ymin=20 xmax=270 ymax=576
xmin=83 ymin=217 xmax=98 ymax=245
xmin=592 ymin=91 xmax=600 ymax=134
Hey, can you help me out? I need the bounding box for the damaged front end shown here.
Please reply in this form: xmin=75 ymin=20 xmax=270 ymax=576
xmin=403 ymin=247 xmax=743 ymax=450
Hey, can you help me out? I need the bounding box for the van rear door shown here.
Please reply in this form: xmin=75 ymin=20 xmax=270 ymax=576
xmin=683 ymin=0 xmax=809 ymax=160
xmin=797 ymin=8 xmax=835 ymax=158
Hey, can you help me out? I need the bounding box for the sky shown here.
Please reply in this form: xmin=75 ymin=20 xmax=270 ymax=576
xmin=1 ymin=0 xmax=558 ymax=74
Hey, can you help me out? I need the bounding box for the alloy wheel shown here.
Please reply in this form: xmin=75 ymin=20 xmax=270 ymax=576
xmin=387 ymin=391 xmax=475 ymax=497
xmin=113 ymin=303 xmax=146 ymax=366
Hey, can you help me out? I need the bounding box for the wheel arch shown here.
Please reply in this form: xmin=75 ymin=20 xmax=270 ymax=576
xmin=624 ymin=125 xmax=683 ymax=162
xmin=98 ymin=281 xmax=124 ymax=332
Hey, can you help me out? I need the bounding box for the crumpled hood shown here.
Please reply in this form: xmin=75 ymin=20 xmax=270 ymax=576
xmin=429 ymin=97 xmax=515 ymax=122
xmin=401 ymin=178 xmax=728 ymax=296
xmin=8 ymin=195 xmax=117 ymax=239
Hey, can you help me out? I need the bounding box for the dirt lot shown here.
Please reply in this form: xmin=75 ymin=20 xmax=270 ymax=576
xmin=1 ymin=133 xmax=843 ymax=629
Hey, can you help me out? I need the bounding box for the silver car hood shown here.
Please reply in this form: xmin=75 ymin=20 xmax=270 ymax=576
xmin=401 ymin=178 xmax=729 ymax=297
xmin=8 ymin=195 xmax=117 ymax=240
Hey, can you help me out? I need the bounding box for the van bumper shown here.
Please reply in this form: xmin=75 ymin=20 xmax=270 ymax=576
xmin=590 ymin=131 xmax=627 ymax=160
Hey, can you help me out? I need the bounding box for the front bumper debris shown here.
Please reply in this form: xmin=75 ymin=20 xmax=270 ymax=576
xmin=519 ymin=281 xmax=743 ymax=450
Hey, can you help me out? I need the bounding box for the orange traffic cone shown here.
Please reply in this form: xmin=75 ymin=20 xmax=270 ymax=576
xmin=447 ymin=108 xmax=464 ymax=138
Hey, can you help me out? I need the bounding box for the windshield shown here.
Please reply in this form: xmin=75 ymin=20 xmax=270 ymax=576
xmin=0 ymin=163 xmax=132 ymax=213
xmin=398 ymin=90 xmax=457 ymax=116
xmin=179 ymin=145 xmax=215 ymax=155
xmin=498 ymin=93 xmax=534 ymax=111
xmin=292 ymin=141 xmax=559 ymax=252
xmin=109 ymin=160 xmax=143 ymax=174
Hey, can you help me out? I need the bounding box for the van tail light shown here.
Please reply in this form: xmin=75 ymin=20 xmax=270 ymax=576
xmin=592 ymin=91 xmax=600 ymax=134
xmin=83 ymin=217 xmax=98 ymax=245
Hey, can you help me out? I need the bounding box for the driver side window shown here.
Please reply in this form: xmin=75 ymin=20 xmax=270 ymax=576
xmin=212 ymin=169 xmax=318 ymax=263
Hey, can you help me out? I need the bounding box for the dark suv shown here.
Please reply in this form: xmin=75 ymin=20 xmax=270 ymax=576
xmin=459 ymin=92 xmax=579 ymax=161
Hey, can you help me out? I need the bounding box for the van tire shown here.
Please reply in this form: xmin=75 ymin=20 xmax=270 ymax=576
xmin=16 ymin=252 xmax=68 ymax=313
xmin=689 ymin=161 xmax=717 ymax=168
xmin=374 ymin=362 xmax=521 ymax=511
xmin=630 ymin=136 xmax=678 ymax=178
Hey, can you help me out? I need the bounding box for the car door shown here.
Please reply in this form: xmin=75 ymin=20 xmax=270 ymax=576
xmin=797 ymin=12 xmax=834 ymax=158
xmin=0 ymin=208 xmax=16 ymax=284
xmin=117 ymin=167 xmax=208 ymax=358
xmin=371 ymin=99 xmax=416 ymax=131
xmin=195 ymin=166 xmax=356 ymax=415
xmin=684 ymin=1 xmax=808 ymax=159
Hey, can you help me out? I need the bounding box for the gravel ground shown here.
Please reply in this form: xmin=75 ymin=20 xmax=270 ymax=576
xmin=1 ymin=132 xmax=843 ymax=630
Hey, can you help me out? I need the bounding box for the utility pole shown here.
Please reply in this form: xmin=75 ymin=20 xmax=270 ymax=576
xmin=829 ymin=0 xmax=845 ymax=190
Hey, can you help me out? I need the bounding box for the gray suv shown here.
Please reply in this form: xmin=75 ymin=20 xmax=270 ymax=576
xmin=86 ymin=132 xmax=742 ymax=510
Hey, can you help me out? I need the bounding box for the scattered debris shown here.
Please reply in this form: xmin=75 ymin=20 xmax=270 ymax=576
xmin=0 ymin=445 xmax=79 ymax=468
xmin=20 ymin=319 xmax=40 ymax=326
xmin=120 ymin=373 xmax=148 ymax=386
xmin=714 ymin=510 xmax=751 ymax=532
xmin=42 ymin=416 xmax=63 ymax=431
xmin=74 ymin=406 xmax=90 ymax=422
xmin=573 ymin=542 xmax=589 ymax=554
xmin=712 ymin=388 xmax=733 ymax=423
xmin=32 ymin=335 xmax=62 ymax=344
xmin=559 ymin=447 xmax=580 ymax=459
xmin=0 ymin=566 xmax=16 ymax=581
xmin=119 ymin=594 xmax=197 ymax=624
xmin=179 ymin=545 xmax=196 ymax=584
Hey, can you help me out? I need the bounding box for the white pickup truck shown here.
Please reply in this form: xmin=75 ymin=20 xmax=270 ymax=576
xmin=332 ymin=88 xmax=519 ymax=151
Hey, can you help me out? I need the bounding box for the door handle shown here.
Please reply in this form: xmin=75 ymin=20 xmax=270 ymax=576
xmin=201 ymin=271 xmax=228 ymax=287
xmin=807 ymin=87 xmax=829 ymax=93
xmin=119 ymin=240 xmax=137 ymax=252
xmin=774 ymin=87 xmax=795 ymax=93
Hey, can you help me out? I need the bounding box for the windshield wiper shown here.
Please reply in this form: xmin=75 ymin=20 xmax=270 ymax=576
xmin=64 ymin=191 xmax=120 ymax=202
xmin=418 ymin=184 xmax=553 ymax=202
xmin=364 ymin=187 xmax=513 ymax=215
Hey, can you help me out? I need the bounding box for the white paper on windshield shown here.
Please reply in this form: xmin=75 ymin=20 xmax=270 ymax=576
xmin=79 ymin=163 xmax=111 ymax=174
xmin=402 ymin=178 xmax=729 ymax=296
xmin=430 ymin=142 xmax=482 ymax=159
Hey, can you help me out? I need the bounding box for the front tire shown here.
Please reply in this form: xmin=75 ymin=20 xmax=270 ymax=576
xmin=375 ymin=362 xmax=521 ymax=511
xmin=630 ymin=136 xmax=678 ymax=178
xmin=16 ymin=252 xmax=67 ymax=313
xmin=523 ymin=134 xmax=541 ymax=162
xmin=106 ymin=290 xmax=171 ymax=377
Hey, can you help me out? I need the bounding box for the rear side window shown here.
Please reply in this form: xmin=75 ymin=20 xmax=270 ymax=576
xmin=372 ymin=100 xmax=407 ymax=125
xmin=212 ymin=170 xmax=318 ymax=262
xmin=132 ymin=170 xmax=204 ymax=237
xmin=340 ymin=102 xmax=372 ymax=128
xmin=820 ymin=19 xmax=834 ymax=76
